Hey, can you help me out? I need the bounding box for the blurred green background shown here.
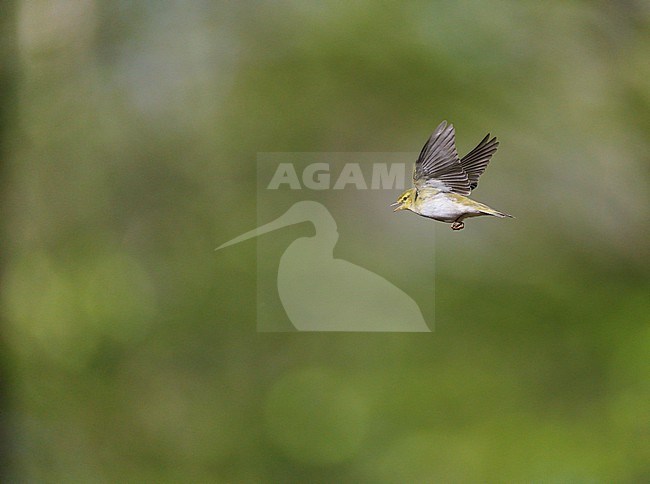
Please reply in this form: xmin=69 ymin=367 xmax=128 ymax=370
xmin=1 ymin=1 xmax=649 ymax=481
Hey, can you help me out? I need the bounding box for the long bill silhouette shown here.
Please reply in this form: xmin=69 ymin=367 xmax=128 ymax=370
xmin=217 ymin=201 xmax=429 ymax=332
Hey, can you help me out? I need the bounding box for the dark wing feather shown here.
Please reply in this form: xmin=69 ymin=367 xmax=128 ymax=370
xmin=460 ymin=133 xmax=499 ymax=191
xmin=413 ymin=121 xmax=471 ymax=195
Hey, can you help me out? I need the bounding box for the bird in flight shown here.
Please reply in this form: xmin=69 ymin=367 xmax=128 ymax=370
xmin=392 ymin=121 xmax=513 ymax=230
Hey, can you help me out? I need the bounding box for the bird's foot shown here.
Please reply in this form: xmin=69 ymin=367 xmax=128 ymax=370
xmin=451 ymin=221 xmax=465 ymax=231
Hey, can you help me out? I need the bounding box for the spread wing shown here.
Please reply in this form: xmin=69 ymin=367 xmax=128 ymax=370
xmin=460 ymin=133 xmax=499 ymax=190
xmin=413 ymin=121 xmax=471 ymax=195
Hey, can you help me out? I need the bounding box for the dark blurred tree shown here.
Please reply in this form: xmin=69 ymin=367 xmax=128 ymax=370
xmin=0 ymin=0 xmax=17 ymax=479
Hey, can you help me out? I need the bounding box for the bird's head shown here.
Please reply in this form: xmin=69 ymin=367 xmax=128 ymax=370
xmin=391 ymin=188 xmax=416 ymax=212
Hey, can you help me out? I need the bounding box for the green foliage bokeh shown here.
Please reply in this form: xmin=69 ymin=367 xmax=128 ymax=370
xmin=1 ymin=1 xmax=649 ymax=481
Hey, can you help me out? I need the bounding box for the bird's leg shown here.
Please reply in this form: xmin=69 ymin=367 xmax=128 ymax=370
xmin=451 ymin=219 xmax=465 ymax=231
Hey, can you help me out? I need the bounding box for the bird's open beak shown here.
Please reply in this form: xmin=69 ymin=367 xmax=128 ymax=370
xmin=390 ymin=202 xmax=404 ymax=212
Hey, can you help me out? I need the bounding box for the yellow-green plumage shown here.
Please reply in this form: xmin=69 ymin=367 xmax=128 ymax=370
xmin=392 ymin=121 xmax=512 ymax=230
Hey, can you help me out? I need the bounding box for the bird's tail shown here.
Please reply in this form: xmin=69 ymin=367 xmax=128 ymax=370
xmin=489 ymin=209 xmax=514 ymax=218
xmin=474 ymin=200 xmax=513 ymax=219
